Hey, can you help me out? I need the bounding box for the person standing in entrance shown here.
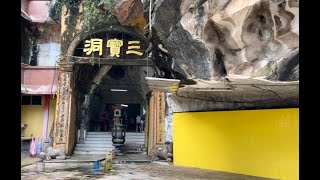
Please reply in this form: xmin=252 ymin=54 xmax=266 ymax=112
xmin=136 ymin=115 xmax=142 ymax=132
xmin=141 ymin=114 xmax=145 ymax=132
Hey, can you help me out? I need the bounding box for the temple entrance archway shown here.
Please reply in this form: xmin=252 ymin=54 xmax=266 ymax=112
xmin=53 ymin=26 xmax=155 ymax=155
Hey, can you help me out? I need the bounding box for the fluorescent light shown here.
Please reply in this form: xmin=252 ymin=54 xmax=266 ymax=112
xmin=111 ymin=89 xmax=127 ymax=92
xmin=121 ymin=104 xmax=128 ymax=107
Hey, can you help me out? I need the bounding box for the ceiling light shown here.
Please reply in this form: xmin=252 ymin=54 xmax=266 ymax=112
xmin=111 ymin=89 xmax=127 ymax=92
xmin=121 ymin=104 xmax=128 ymax=107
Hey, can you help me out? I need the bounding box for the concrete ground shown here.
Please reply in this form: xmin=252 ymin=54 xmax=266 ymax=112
xmin=21 ymin=162 xmax=275 ymax=180
xmin=21 ymin=155 xmax=42 ymax=168
xmin=44 ymin=154 xmax=105 ymax=163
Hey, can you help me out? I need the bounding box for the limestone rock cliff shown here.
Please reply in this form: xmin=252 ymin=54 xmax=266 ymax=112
xmin=146 ymin=0 xmax=299 ymax=81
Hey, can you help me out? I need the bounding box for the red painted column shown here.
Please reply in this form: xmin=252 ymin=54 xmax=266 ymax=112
xmin=42 ymin=95 xmax=50 ymax=139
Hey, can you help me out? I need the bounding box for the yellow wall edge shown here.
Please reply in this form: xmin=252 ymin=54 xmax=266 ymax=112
xmin=21 ymin=96 xmax=57 ymax=139
xmin=173 ymin=108 xmax=299 ymax=180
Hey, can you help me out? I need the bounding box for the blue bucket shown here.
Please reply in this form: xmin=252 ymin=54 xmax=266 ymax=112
xmin=93 ymin=161 xmax=99 ymax=171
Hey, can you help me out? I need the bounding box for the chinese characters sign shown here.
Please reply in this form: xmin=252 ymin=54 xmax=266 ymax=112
xmin=83 ymin=38 xmax=103 ymax=56
xmin=155 ymin=91 xmax=166 ymax=144
xmin=55 ymin=72 xmax=71 ymax=144
xmin=107 ymin=38 xmax=123 ymax=57
xmin=127 ymin=41 xmax=143 ymax=56
xmin=82 ymin=38 xmax=144 ymax=58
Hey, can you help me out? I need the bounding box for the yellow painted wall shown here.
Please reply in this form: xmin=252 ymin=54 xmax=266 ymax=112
xmin=47 ymin=96 xmax=57 ymax=137
xmin=173 ymin=108 xmax=298 ymax=180
xmin=21 ymin=96 xmax=57 ymax=138
xmin=21 ymin=96 xmax=44 ymax=138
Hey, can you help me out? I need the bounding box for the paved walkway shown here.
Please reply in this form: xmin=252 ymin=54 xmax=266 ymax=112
xmin=44 ymin=154 xmax=106 ymax=163
xmin=21 ymin=156 xmax=42 ymax=168
xmin=113 ymin=154 xmax=151 ymax=164
xmin=21 ymin=162 xmax=275 ymax=180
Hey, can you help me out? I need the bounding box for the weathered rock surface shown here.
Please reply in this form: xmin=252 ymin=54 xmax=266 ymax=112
xmin=60 ymin=0 xmax=299 ymax=82
xmin=111 ymin=0 xmax=143 ymax=24
xmin=147 ymin=0 xmax=299 ymax=81
xmin=57 ymin=0 xmax=299 ymax=112
xmin=103 ymin=0 xmax=147 ymax=31
xmin=169 ymin=75 xmax=299 ymax=112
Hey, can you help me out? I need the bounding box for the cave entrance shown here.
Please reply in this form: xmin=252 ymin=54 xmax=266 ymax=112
xmin=56 ymin=27 xmax=156 ymax=156
xmin=73 ymin=63 xmax=152 ymax=155
xmin=82 ymin=65 xmax=148 ymax=133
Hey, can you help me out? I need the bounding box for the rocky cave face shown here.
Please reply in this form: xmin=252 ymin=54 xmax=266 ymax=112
xmin=60 ymin=0 xmax=299 ymax=82
xmin=147 ymin=0 xmax=299 ymax=81
xmin=58 ymin=0 xmax=299 ymax=113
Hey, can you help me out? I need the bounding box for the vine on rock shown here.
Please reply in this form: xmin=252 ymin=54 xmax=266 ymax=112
xmin=54 ymin=0 xmax=116 ymax=31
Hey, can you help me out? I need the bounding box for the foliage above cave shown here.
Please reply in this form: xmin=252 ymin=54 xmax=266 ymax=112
xmin=52 ymin=0 xmax=117 ymax=31
xmin=81 ymin=0 xmax=117 ymax=31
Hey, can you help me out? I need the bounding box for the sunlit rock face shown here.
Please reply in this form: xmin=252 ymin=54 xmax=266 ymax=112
xmin=149 ymin=0 xmax=298 ymax=80
xmin=60 ymin=0 xmax=298 ymax=81
xmin=108 ymin=0 xmax=146 ymax=31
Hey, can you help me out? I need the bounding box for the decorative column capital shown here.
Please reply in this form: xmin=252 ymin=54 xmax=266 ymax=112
xmin=58 ymin=62 xmax=74 ymax=72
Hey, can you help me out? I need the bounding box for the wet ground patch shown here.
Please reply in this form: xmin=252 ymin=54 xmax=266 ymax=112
xmin=21 ymin=162 xmax=119 ymax=180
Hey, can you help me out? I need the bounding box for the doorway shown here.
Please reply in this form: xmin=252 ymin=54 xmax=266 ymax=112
xmin=92 ymin=103 xmax=143 ymax=132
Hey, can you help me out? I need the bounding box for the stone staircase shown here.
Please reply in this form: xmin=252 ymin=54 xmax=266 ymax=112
xmin=73 ymin=132 xmax=145 ymax=155
xmin=122 ymin=132 xmax=146 ymax=154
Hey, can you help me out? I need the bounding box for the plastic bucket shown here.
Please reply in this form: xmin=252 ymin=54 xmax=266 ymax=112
xmin=93 ymin=161 xmax=99 ymax=171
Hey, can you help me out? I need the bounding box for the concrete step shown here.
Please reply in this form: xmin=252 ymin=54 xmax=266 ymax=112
xmin=87 ymin=132 xmax=144 ymax=134
xmin=86 ymin=135 xmax=112 ymax=138
xmin=125 ymin=136 xmax=144 ymax=140
xmin=75 ymin=147 xmax=115 ymax=151
xmin=79 ymin=140 xmax=144 ymax=144
xmin=122 ymin=146 xmax=146 ymax=150
xmin=85 ymin=136 xmax=144 ymax=140
xmin=87 ymin=132 xmax=112 ymax=135
xmin=85 ymin=137 xmax=144 ymax=140
xmin=126 ymin=132 xmax=146 ymax=135
xmin=83 ymin=140 xmax=144 ymax=144
xmin=86 ymin=135 xmax=145 ymax=139
xmin=84 ymin=141 xmax=112 ymax=145
xmin=76 ymin=144 xmax=114 ymax=148
xmin=86 ymin=134 xmax=144 ymax=138
xmin=86 ymin=134 xmax=112 ymax=136
xmin=85 ymin=137 xmax=113 ymax=141
xmin=86 ymin=132 xmax=144 ymax=137
xmin=84 ymin=138 xmax=112 ymax=141
xmin=125 ymin=139 xmax=144 ymax=144
xmin=73 ymin=150 xmax=109 ymax=155
xmin=123 ymin=148 xmax=145 ymax=151
xmin=80 ymin=141 xmax=143 ymax=145
xmin=74 ymin=131 xmax=145 ymax=155
xmin=125 ymin=137 xmax=145 ymax=140
xmin=124 ymin=142 xmax=144 ymax=145
xmin=125 ymin=133 xmax=145 ymax=135
xmin=123 ymin=144 xmax=145 ymax=150
xmin=125 ymin=135 xmax=145 ymax=138
xmin=125 ymin=137 xmax=144 ymax=141
xmin=124 ymin=141 xmax=145 ymax=144
xmin=122 ymin=151 xmax=146 ymax=154
xmin=125 ymin=141 xmax=145 ymax=144
xmin=123 ymin=143 xmax=145 ymax=147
